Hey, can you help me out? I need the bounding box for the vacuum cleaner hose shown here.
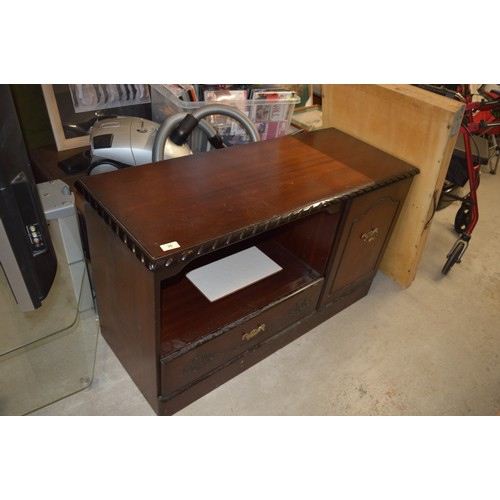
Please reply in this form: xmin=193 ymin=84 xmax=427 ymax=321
xmin=152 ymin=104 xmax=260 ymax=162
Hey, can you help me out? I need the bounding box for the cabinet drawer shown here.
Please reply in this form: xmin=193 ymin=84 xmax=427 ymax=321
xmin=331 ymin=195 xmax=399 ymax=293
xmin=161 ymin=278 xmax=323 ymax=396
xmin=319 ymin=181 xmax=410 ymax=307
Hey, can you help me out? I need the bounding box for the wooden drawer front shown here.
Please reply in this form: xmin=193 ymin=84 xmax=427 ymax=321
xmin=161 ymin=279 xmax=323 ymax=396
xmin=333 ymin=196 xmax=399 ymax=292
xmin=320 ymin=183 xmax=406 ymax=307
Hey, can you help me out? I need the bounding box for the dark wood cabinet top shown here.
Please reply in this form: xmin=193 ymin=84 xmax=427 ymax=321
xmin=76 ymin=128 xmax=418 ymax=272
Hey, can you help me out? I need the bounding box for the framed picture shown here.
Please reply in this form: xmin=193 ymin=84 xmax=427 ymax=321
xmin=41 ymin=84 xmax=152 ymax=151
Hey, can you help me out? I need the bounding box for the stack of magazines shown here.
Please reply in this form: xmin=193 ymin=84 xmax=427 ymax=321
xmin=160 ymin=84 xmax=299 ymax=104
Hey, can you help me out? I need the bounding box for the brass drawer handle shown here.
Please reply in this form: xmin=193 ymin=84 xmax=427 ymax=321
xmin=361 ymin=227 xmax=379 ymax=243
xmin=242 ymin=324 xmax=266 ymax=341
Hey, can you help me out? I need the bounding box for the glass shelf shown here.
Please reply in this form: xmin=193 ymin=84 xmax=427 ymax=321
xmin=0 ymin=222 xmax=99 ymax=416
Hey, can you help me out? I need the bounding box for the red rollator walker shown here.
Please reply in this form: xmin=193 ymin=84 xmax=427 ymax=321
xmin=441 ymin=85 xmax=500 ymax=274
xmin=418 ymin=84 xmax=500 ymax=274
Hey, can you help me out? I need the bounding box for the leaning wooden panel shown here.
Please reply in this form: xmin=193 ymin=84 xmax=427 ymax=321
xmin=322 ymin=84 xmax=464 ymax=287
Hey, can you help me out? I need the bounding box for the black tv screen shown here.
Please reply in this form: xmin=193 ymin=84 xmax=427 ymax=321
xmin=0 ymin=84 xmax=57 ymax=311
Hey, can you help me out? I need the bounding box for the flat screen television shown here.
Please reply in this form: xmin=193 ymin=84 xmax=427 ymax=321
xmin=0 ymin=84 xmax=57 ymax=312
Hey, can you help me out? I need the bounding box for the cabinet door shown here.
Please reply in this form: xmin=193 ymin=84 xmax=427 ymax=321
xmin=319 ymin=181 xmax=411 ymax=307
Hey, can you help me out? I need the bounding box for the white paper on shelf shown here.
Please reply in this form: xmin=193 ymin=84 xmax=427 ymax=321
xmin=186 ymin=246 xmax=282 ymax=302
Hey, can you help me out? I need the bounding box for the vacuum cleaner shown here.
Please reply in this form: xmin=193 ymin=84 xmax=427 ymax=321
xmin=87 ymin=104 xmax=260 ymax=175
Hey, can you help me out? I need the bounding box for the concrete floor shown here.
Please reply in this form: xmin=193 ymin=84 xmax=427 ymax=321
xmin=30 ymin=161 xmax=500 ymax=416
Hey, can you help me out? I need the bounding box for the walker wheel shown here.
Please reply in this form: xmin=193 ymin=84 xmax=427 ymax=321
xmin=442 ymin=240 xmax=466 ymax=275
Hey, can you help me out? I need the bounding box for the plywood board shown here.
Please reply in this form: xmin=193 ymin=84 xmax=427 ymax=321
xmin=322 ymin=84 xmax=465 ymax=287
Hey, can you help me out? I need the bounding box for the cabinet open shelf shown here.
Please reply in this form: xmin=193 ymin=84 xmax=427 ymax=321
xmin=160 ymin=238 xmax=323 ymax=357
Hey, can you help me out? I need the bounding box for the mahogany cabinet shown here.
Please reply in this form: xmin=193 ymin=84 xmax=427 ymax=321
xmin=76 ymin=128 xmax=419 ymax=415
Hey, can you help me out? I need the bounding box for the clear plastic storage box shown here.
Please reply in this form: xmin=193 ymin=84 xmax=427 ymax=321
xmin=151 ymin=84 xmax=300 ymax=147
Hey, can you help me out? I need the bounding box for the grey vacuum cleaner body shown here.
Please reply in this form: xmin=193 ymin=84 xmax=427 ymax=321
xmin=88 ymin=116 xmax=191 ymax=175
